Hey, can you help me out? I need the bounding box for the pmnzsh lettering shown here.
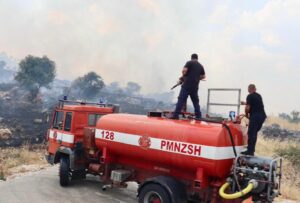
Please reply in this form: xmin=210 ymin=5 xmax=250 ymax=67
xmin=160 ymin=140 xmax=201 ymax=156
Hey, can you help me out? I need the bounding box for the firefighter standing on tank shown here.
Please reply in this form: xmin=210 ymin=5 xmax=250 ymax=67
xmin=171 ymin=53 xmax=206 ymax=119
xmin=241 ymin=84 xmax=267 ymax=156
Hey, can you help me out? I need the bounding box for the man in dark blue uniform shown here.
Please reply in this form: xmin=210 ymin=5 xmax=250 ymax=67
xmin=171 ymin=53 xmax=206 ymax=119
xmin=241 ymin=84 xmax=267 ymax=156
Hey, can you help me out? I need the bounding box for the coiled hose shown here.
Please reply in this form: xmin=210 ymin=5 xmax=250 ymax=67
xmin=219 ymin=180 xmax=255 ymax=200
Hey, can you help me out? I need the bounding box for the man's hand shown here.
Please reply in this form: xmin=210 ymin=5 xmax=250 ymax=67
xmin=241 ymin=101 xmax=247 ymax=105
xmin=245 ymin=104 xmax=251 ymax=118
xmin=245 ymin=113 xmax=250 ymax=119
xmin=179 ymin=76 xmax=184 ymax=82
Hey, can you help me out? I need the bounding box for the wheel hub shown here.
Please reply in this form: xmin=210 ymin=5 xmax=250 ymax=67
xmin=144 ymin=191 xmax=163 ymax=203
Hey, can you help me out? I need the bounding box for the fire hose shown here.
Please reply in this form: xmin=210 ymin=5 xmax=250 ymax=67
xmin=219 ymin=179 xmax=257 ymax=200
xmin=170 ymin=80 xmax=183 ymax=90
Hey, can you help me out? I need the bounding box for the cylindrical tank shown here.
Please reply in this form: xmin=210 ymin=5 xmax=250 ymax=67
xmin=95 ymin=114 xmax=245 ymax=178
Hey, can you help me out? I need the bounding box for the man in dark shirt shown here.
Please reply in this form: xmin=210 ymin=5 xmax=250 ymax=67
xmin=171 ymin=53 xmax=205 ymax=119
xmin=241 ymin=84 xmax=267 ymax=156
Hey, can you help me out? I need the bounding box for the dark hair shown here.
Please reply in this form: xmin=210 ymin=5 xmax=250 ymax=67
xmin=191 ymin=53 xmax=198 ymax=60
xmin=248 ymin=84 xmax=256 ymax=89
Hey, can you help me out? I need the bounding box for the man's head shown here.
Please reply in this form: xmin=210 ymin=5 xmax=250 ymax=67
xmin=248 ymin=84 xmax=256 ymax=93
xmin=191 ymin=53 xmax=198 ymax=60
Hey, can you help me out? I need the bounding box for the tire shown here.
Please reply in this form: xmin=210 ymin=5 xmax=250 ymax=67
xmin=139 ymin=183 xmax=171 ymax=203
xmin=59 ymin=156 xmax=70 ymax=186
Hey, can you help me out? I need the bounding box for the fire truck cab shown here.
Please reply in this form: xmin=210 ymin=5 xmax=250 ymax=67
xmin=46 ymin=99 xmax=119 ymax=184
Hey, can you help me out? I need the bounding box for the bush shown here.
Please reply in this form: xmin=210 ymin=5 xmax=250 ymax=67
xmin=276 ymin=143 xmax=300 ymax=169
xmin=0 ymin=168 xmax=4 ymax=180
xmin=0 ymin=164 xmax=5 ymax=180
xmin=279 ymin=111 xmax=300 ymax=123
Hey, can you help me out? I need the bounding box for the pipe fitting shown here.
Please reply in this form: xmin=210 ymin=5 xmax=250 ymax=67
xmin=249 ymin=179 xmax=258 ymax=189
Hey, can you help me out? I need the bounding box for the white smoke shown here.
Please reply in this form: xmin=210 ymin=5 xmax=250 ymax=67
xmin=0 ymin=0 xmax=299 ymax=114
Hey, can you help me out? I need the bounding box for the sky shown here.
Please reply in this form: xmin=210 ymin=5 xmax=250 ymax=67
xmin=0 ymin=0 xmax=299 ymax=115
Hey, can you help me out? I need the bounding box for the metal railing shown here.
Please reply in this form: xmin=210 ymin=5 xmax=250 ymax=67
xmin=206 ymin=88 xmax=241 ymax=116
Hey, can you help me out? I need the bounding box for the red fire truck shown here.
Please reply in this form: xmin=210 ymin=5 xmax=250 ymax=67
xmin=46 ymin=98 xmax=282 ymax=203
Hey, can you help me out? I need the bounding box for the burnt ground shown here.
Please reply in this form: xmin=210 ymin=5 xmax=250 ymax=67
xmin=262 ymin=124 xmax=300 ymax=141
xmin=0 ymin=87 xmax=52 ymax=147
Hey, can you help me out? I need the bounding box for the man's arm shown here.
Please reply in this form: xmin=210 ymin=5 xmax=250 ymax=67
xmin=200 ymin=65 xmax=206 ymax=80
xmin=245 ymin=105 xmax=251 ymax=118
xmin=182 ymin=61 xmax=191 ymax=78
xmin=182 ymin=67 xmax=188 ymax=76
xmin=179 ymin=67 xmax=188 ymax=82
xmin=244 ymin=95 xmax=252 ymax=118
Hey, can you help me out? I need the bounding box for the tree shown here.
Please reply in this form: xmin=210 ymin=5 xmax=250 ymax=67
xmin=125 ymin=82 xmax=141 ymax=95
xmin=15 ymin=55 xmax=56 ymax=97
xmin=105 ymin=82 xmax=124 ymax=95
xmin=71 ymin=72 xmax=105 ymax=99
xmin=291 ymin=110 xmax=300 ymax=123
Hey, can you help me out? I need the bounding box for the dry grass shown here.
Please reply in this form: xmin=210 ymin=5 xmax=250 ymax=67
xmin=257 ymin=115 xmax=300 ymax=200
xmin=256 ymin=137 xmax=300 ymax=201
xmin=0 ymin=145 xmax=47 ymax=180
xmin=262 ymin=116 xmax=300 ymax=200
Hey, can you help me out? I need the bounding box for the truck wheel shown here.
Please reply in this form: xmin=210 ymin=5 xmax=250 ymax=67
xmin=139 ymin=183 xmax=171 ymax=203
xmin=59 ymin=156 xmax=70 ymax=186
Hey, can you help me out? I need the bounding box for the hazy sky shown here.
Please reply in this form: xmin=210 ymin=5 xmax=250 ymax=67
xmin=0 ymin=0 xmax=299 ymax=114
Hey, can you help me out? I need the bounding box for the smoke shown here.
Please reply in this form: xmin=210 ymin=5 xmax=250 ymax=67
xmin=0 ymin=1 xmax=300 ymax=113
xmin=0 ymin=53 xmax=18 ymax=71
xmin=0 ymin=1 xmax=209 ymax=91
xmin=0 ymin=53 xmax=18 ymax=83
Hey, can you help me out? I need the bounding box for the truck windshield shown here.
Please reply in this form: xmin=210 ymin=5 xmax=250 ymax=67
xmin=64 ymin=112 xmax=72 ymax=131
xmin=88 ymin=114 xmax=102 ymax=126
xmin=53 ymin=111 xmax=64 ymax=130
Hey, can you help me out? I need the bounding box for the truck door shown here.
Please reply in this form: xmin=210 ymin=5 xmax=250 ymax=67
xmin=48 ymin=111 xmax=64 ymax=154
xmin=48 ymin=111 xmax=74 ymax=154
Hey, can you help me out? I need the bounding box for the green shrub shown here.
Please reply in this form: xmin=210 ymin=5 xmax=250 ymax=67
xmin=276 ymin=144 xmax=300 ymax=169
xmin=0 ymin=168 xmax=5 ymax=181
